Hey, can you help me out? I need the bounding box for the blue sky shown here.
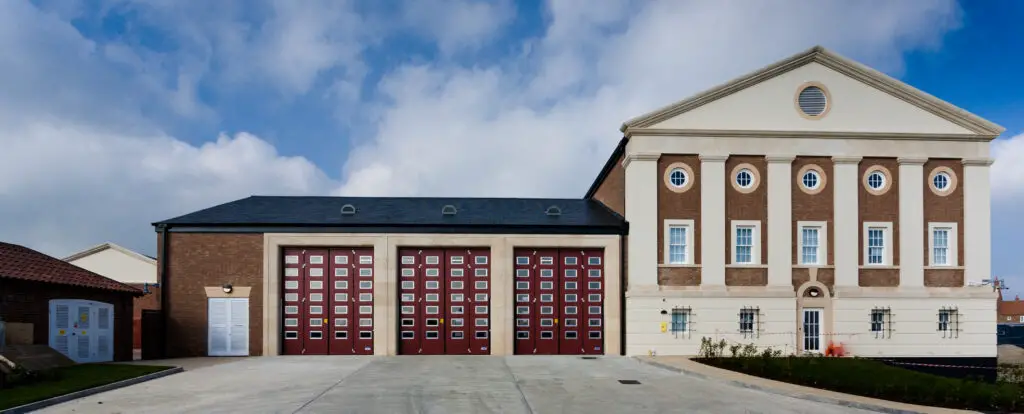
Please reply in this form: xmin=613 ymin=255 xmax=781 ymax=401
xmin=1 ymin=0 xmax=1021 ymax=294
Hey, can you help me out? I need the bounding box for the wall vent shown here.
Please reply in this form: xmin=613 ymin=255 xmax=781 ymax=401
xmin=441 ymin=205 xmax=458 ymax=216
xmin=340 ymin=204 xmax=357 ymax=215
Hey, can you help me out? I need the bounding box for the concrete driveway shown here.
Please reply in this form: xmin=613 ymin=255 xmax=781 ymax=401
xmin=39 ymin=356 xmax=877 ymax=414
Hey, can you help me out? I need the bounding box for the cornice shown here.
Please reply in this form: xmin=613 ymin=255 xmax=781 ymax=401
xmin=831 ymin=156 xmax=863 ymax=164
xmin=897 ymin=157 xmax=928 ymax=165
xmin=623 ymin=128 xmax=995 ymax=142
xmin=962 ymin=158 xmax=995 ymax=167
xmin=620 ymin=152 xmax=660 ymax=168
xmin=698 ymin=154 xmax=729 ymax=162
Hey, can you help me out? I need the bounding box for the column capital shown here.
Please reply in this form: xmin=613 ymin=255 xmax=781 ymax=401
xmin=962 ymin=158 xmax=995 ymax=167
xmin=698 ymin=154 xmax=729 ymax=163
xmin=621 ymin=152 xmax=660 ymax=168
xmin=897 ymin=157 xmax=928 ymax=165
xmin=766 ymin=155 xmax=796 ymax=163
xmin=831 ymin=156 xmax=862 ymax=164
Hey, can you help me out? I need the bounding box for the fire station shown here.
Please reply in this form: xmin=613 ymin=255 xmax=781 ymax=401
xmin=154 ymin=46 xmax=1000 ymax=368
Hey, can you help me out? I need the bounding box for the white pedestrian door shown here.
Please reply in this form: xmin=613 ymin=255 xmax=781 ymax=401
xmin=49 ymin=299 xmax=114 ymax=363
xmin=802 ymin=308 xmax=823 ymax=353
xmin=208 ymin=298 xmax=249 ymax=356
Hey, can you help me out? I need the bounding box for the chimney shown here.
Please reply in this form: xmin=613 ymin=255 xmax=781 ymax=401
xmin=1016 ymin=295 xmax=1020 ymax=302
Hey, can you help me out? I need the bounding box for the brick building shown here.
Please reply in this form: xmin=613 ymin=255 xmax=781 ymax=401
xmin=0 ymin=241 xmax=140 ymax=362
xmin=155 ymin=46 xmax=1001 ymax=369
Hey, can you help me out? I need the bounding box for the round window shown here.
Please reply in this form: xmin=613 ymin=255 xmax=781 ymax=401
xmin=669 ymin=168 xmax=688 ymax=188
xmin=866 ymin=171 xmax=886 ymax=190
xmin=736 ymin=169 xmax=754 ymax=188
xmin=801 ymin=170 xmax=820 ymax=190
xmin=933 ymin=172 xmax=950 ymax=192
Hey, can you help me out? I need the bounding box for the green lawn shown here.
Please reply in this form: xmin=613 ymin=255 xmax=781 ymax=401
xmin=0 ymin=364 xmax=173 ymax=410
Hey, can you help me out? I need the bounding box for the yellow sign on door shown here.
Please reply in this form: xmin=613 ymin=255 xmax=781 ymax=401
xmin=660 ymin=322 xmax=668 ymax=333
xmin=58 ymin=329 xmax=66 ymax=335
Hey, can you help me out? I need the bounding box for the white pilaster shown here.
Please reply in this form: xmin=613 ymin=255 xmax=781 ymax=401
xmin=700 ymin=155 xmax=728 ymax=287
xmin=898 ymin=157 xmax=927 ymax=288
xmin=832 ymin=156 xmax=861 ymax=287
xmin=963 ymin=158 xmax=993 ymax=283
xmin=766 ymin=155 xmax=795 ymax=287
xmin=624 ymin=152 xmax=661 ymax=288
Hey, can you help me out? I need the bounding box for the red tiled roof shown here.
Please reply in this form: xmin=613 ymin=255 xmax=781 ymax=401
xmin=1000 ymin=299 xmax=1024 ymax=316
xmin=0 ymin=242 xmax=141 ymax=295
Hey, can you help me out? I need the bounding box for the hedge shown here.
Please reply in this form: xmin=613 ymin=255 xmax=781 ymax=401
xmin=696 ymin=356 xmax=1024 ymax=412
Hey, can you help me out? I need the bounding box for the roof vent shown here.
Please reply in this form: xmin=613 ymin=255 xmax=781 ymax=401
xmin=340 ymin=204 xmax=357 ymax=215
xmin=441 ymin=205 xmax=458 ymax=216
xmin=797 ymin=85 xmax=828 ymax=117
xmin=545 ymin=205 xmax=562 ymax=216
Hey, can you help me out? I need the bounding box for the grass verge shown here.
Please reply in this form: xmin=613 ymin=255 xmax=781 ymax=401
xmin=696 ymin=356 xmax=1024 ymax=412
xmin=0 ymin=364 xmax=173 ymax=410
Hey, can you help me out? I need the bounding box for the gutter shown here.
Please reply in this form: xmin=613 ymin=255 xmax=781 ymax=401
xmin=157 ymin=223 xmax=169 ymax=359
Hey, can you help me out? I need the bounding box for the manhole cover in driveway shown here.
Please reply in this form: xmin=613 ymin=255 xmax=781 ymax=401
xmin=618 ymin=379 xmax=641 ymax=385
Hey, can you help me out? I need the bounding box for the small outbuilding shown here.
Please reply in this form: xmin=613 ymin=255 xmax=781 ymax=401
xmin=0 ymin=241 xmax=141 ymax=362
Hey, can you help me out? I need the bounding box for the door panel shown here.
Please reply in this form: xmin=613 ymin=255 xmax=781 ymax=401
xmin=328 ymin=249 xmax=355 ymax=355
xmin=398 ymin=248 xmax=421 ymax=354
xmin=303 ymin=249 xmax=329 ymax=355
xmin=533 ymin=249 xmax=560 ymax=355
xmin=558 ymin=250 xmax=583 ymax=354
xmin=468 ymin=249 xmax=490 ymax=354
xmin=513 ymin=250 xmax=535 ymax=354
xmin=581 ymin=250 xmax=604 ymax=354
xmin=352 ymin=248 xmax=375 ymax=355
xmin=420 ymin=249 xmax=446 ymax=355
xmin=445 ymin=250 xmax=470 ymax=354
xmin=281 ymin=249 xmax=305 ymax=355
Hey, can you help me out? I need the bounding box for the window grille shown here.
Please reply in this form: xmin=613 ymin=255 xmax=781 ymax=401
xmin=937 ymin=306 xmax=961 ymax=339
xmin=670 ymin=306 xmax=692 ymax=338
xmin=870 ymin=307 xmax=893 ymax=339
xmin=739 ymin=306 xmax=760 ymax=338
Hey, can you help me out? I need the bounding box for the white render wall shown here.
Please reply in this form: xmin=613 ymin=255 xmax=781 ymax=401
xmin=624 ymin=292 xmax=996 ymax=358
xmin=68 ymin=247 xmax=157 ymax=284
xmin=833 ymin=296 xmax=996 ymax=358
xmin=626 ymin=294 xmax=798 ymax=356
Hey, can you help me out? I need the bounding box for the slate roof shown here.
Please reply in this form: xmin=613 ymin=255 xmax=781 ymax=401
xmin=153 ymin=196 xmax=627 ymax=233
xmin=0 ymin=242 xmax=142 ymax=294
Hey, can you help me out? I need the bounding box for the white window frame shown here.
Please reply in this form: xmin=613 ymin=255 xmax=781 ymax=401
xmin=862 ymin=222 xmax=893 ymax=266
xmin=730 ymin=220 xmax=762 ymax=265
xmin=928 ymin=222 xmax=958 ymax=267
xmin=797 ymin=221 xmax=828 ymax=266
xmin=662 ymin=219 xmax=695 ymax=265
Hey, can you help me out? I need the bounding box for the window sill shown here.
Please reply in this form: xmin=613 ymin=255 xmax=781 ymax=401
xmin=793 ymin=265 xmax=834 ymax=269
xmin=727 ymin=264 xmax=767 ymax=268
xmin=858 ymin=265 xmax=899 ymax=270
xmin=924 ymin=266 xmax=965 ymax=270
xmin=659 ymin=264 xmax=701 ymax=268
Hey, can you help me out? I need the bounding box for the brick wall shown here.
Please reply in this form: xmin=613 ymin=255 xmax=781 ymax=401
xmin=0 ymin=278 xmax=134 ymax=361
xmin=725 ymin=155 xmax=767 ymax=286
xmin=657 ymin=154 xmax=701 ymax=286
xmin=592 ymin=154 xmax=626 ymax=217
xmin=163 ymin=232 xmax=264 ymax=357
xmin=859 ymin=157 xmax=900 ymax=286
xmin=923 ymin=159 xmax=965 ymax=287
xmin=792 ymin=156 xmax=835 ymax=291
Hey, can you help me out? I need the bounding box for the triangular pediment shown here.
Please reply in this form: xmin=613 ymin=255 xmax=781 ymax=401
xmin=621 ymin=46 xmax=1003 ymax=139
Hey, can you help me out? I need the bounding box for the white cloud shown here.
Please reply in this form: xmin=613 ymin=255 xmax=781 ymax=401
xmin=992 ymin=133 xmax=1024 ymax=199
xmin=400 ymin=0 xmax=517 ymax=56
xmin=336 ymin=0 xmax=963 ymax=197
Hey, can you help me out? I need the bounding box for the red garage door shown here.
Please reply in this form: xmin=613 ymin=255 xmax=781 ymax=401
xmin=281 ymin=248 xmax=374 ymax=355
xmin=513 ymin=248 xmax=604 ymax=355
xmin=398 ymin=248 xmax=490 ymax=355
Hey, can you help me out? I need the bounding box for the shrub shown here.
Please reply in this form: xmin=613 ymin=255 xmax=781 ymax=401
xmin=696 ymin=356 xmax=1024 ymax=412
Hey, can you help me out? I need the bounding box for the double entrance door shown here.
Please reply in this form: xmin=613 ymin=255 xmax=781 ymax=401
xmin=398 ymin=248 xmax=491 ymax=355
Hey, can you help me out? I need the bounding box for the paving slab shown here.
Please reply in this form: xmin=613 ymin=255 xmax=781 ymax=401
xmin=38 ymin=356 xmax=880 ymax=414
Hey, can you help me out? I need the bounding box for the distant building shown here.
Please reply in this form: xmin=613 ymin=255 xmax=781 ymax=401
xmin=64 ymin=242 xmax=160 ymax=350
